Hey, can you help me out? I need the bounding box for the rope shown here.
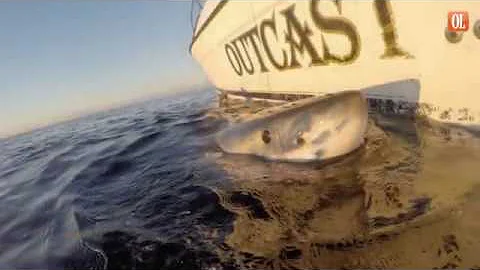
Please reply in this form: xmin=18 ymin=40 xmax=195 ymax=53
xmin=190 ymin=0 xmax=205 ymax=35
xmin=190 ymin=0 xmax=195 ymax=32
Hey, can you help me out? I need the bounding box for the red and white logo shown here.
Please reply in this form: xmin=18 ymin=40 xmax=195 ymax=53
xmin=448 ymin=11 xmax=469 ymax=32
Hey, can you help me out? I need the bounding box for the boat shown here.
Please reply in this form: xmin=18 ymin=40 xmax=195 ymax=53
xmin=190 ymin=0 xmax=480 ymax=128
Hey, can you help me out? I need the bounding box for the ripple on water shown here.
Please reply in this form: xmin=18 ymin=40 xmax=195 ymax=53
xmin=2 ymin=91 xmax=480 ymax=269
xmin=208 ymin=107 xmax=480 ymax=269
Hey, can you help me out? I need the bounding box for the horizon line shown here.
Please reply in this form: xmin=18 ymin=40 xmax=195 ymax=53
xmin=0 ymin=82 xmax=212 ymax=140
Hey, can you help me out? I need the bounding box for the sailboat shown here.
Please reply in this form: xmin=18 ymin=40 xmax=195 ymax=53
xmin=190 ymin=0 xmax=480 ymax=160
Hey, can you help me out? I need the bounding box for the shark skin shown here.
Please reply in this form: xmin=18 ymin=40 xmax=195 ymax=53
xmin=216 ymin=91 xmax=368 ymax=162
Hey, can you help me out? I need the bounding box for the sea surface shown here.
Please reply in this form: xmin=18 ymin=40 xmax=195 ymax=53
xmin=1 ymin=89 xmax=480 ymax=269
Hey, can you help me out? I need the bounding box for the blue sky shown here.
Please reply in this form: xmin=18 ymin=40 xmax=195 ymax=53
xmin=0 ymin=1 xmax=208 ymax=138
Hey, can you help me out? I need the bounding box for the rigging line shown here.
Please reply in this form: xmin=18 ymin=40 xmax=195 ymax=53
xmin=190 ymin=0 xmax=204 ymax=36
xmin=190 ymin=0 xmax=195 ymax=32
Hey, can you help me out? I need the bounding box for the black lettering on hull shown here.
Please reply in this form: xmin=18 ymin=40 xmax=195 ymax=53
xmin=232 ymin=39 xmax=255 ymax=75
xmin=260 ymin=13 xmax=289 ymax=70
xmin=310 ymin=0 xmax=361 ymax=64
xmin=281 ymin=5 xmax=326 ymax=68
xmin=225 ymin=44 xmax=243 ymax=75
xmin=373 ymin=0 xmax=413 ymax=59
xmin=238 ymin=27 xmax=270 ymax=73
xmin=222 ymin=0 xmax=413 ymax=77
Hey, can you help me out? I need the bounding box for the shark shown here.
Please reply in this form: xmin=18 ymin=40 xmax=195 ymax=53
xmin=216 ymin=91 xmax=368 ymax=162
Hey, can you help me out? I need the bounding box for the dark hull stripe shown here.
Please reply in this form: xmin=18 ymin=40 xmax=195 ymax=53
xmin=219 ymin=90 xmax=315 ymax=102
xmin=218 ymin=90 xmax=419 ymax=116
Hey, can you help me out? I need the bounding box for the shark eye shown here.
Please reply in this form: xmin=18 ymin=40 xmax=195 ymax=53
xmin=295 ymin=131 xmax=305 ymax=145
xmin=296 ymin=137 xmax=305 ymax=145
xmin=262 ymin=130 xmax=271 ymax=144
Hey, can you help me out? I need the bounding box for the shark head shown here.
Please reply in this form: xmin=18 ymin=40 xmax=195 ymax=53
xmin=216 ymin=91 xmax=368 ymax=162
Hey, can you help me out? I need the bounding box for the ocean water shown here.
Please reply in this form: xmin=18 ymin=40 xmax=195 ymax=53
xmin=1 ymin=89 xmax=480 ymax=269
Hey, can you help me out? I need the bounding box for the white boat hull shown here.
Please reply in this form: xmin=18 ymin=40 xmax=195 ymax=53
xmin=191 ymin=0 xmax=480 ymax=127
